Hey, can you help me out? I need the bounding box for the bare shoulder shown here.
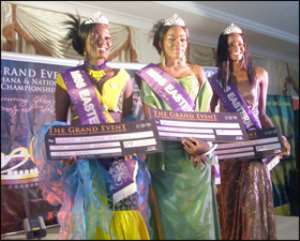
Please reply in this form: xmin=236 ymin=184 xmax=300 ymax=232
xmin=190 ymin=63 xmax=205 ymax=75
xmin=254 ymin=65 xmax=268 ymax=84
xmin=189 ymin=64 xmax=207 ymax=86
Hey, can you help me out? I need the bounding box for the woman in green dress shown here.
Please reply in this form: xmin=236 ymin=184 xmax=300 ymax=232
xmin=136 ymin=14 xmax=221 ymax=240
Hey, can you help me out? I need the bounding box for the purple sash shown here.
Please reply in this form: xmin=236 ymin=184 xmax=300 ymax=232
xmin=209 ymin=74 xmax=261 ymax=131
xmin=136 ymin=63 xmax=195 ymax=112
xmin=62 ymin=65 xmax=108 ymax=125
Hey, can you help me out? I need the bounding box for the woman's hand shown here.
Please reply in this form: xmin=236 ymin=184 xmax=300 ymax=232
xmin=280 ymin=135 xmax=291 ymax=157
xmin=191 ymin=155 xmax=208 ymax=168
xmin=62 ymin=155 xmax=77 ymax=167
xmin=182 ymin=137 xmax=210 ymax=156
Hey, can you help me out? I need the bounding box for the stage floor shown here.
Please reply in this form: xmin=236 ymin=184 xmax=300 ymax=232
xmin=1 ymin=215 xmax=299 ymax=240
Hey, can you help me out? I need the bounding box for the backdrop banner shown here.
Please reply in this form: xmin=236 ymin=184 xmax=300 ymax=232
xmin=1 ymin=52 xmax=79 ymax=234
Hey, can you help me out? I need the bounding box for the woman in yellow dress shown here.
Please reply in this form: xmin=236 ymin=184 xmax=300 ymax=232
xmin=30 ymin=12 xmax=150 ymax=240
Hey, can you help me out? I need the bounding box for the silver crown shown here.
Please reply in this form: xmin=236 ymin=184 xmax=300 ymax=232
xmin=223 ymin=23 xmax=242 ymax=35
xmin=164 ymin=14 xmax=185 ymax=27
xmin=84 ymin=11 xmax=109 ymax=25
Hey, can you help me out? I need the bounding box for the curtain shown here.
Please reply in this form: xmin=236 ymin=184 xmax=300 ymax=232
xmin=252 ymin=55 xmax=284 ymax=94
xmin=266 ymin=95 xmax=298 ymax=215
xmin=1 ymin=3 xmax=132 ymax=62
xmin=130 ymin=26 xmax=159 ymax=64
xmin=287 ymin=62 xmax=299 ymax=94
xmin=189 ymin=42 xmax=216 ymax=66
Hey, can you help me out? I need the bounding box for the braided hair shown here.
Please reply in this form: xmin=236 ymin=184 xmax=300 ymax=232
xmin=216 ymin=32 xmax=254 ymax=90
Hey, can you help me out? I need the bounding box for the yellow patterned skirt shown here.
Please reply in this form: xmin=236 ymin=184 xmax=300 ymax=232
xmin=95 ymin=210 xmax=150 ymax=240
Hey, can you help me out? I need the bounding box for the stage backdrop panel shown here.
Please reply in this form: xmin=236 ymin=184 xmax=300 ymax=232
xmin=1 ymin=52 xmax=80 ymax=234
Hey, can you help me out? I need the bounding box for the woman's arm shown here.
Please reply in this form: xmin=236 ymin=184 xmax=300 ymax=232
xmin=257 ymin=66 xmax=291 ymax=156
xmin=191 ymin=64 xmax=214 ymax=112
xmin=122 ymin=77 xmax=134 ymax=120
xmin=55 ymin=85 xmax=70 ymax=122
xmin=257 ymin=67 xmax=274 ymax=128
xmin=210 ymin=93 xmax=219 ymax=113
xmin=191 ymin=64 xmax=206 ymax=89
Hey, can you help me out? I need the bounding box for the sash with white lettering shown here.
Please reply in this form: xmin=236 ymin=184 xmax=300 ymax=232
xmin=136 ymin=63 xmax=195 ymax=112
xmin=62 ymin=65 xmax=137 ymax=205
xmin=209 ymin=74 xmax=261 ymax=131
xmin=62 ymin=65 xmax=108 ymax=125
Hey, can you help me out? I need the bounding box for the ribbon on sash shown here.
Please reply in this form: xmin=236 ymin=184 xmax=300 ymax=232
xmin=62 ymin=65 xmax=138 ymax=206
xmin=108 ymin=158 xmax=138 ymax=204
xmin=209 ymin=74 xmax=261 ymax=131
xmin=136 ymin=63 xmax=195 ymax=112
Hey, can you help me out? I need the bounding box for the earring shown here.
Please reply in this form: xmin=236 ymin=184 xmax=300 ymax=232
xmin=180 ymin=54 xmax=186 ymax=64
xmin=160 ymin=51 xmax=166 ymax=67
xmin=241 ymin=54 xmax=246 ymax=68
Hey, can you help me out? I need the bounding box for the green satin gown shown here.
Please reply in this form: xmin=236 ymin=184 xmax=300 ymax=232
xmin=141 ymin=74 xmax=221 ymax=240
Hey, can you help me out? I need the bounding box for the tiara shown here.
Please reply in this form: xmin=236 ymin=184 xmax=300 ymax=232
xmin=164 ymin=14 xmax=185 ymax=27
xmin=84 ymin=11 xmax=109 ymax=25
xmin=223 ymin=23 xmax=242 ymax=35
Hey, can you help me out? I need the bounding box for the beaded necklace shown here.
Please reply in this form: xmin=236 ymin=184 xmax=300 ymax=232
xmin=83 ymin=60 xmax=108 ymax=89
